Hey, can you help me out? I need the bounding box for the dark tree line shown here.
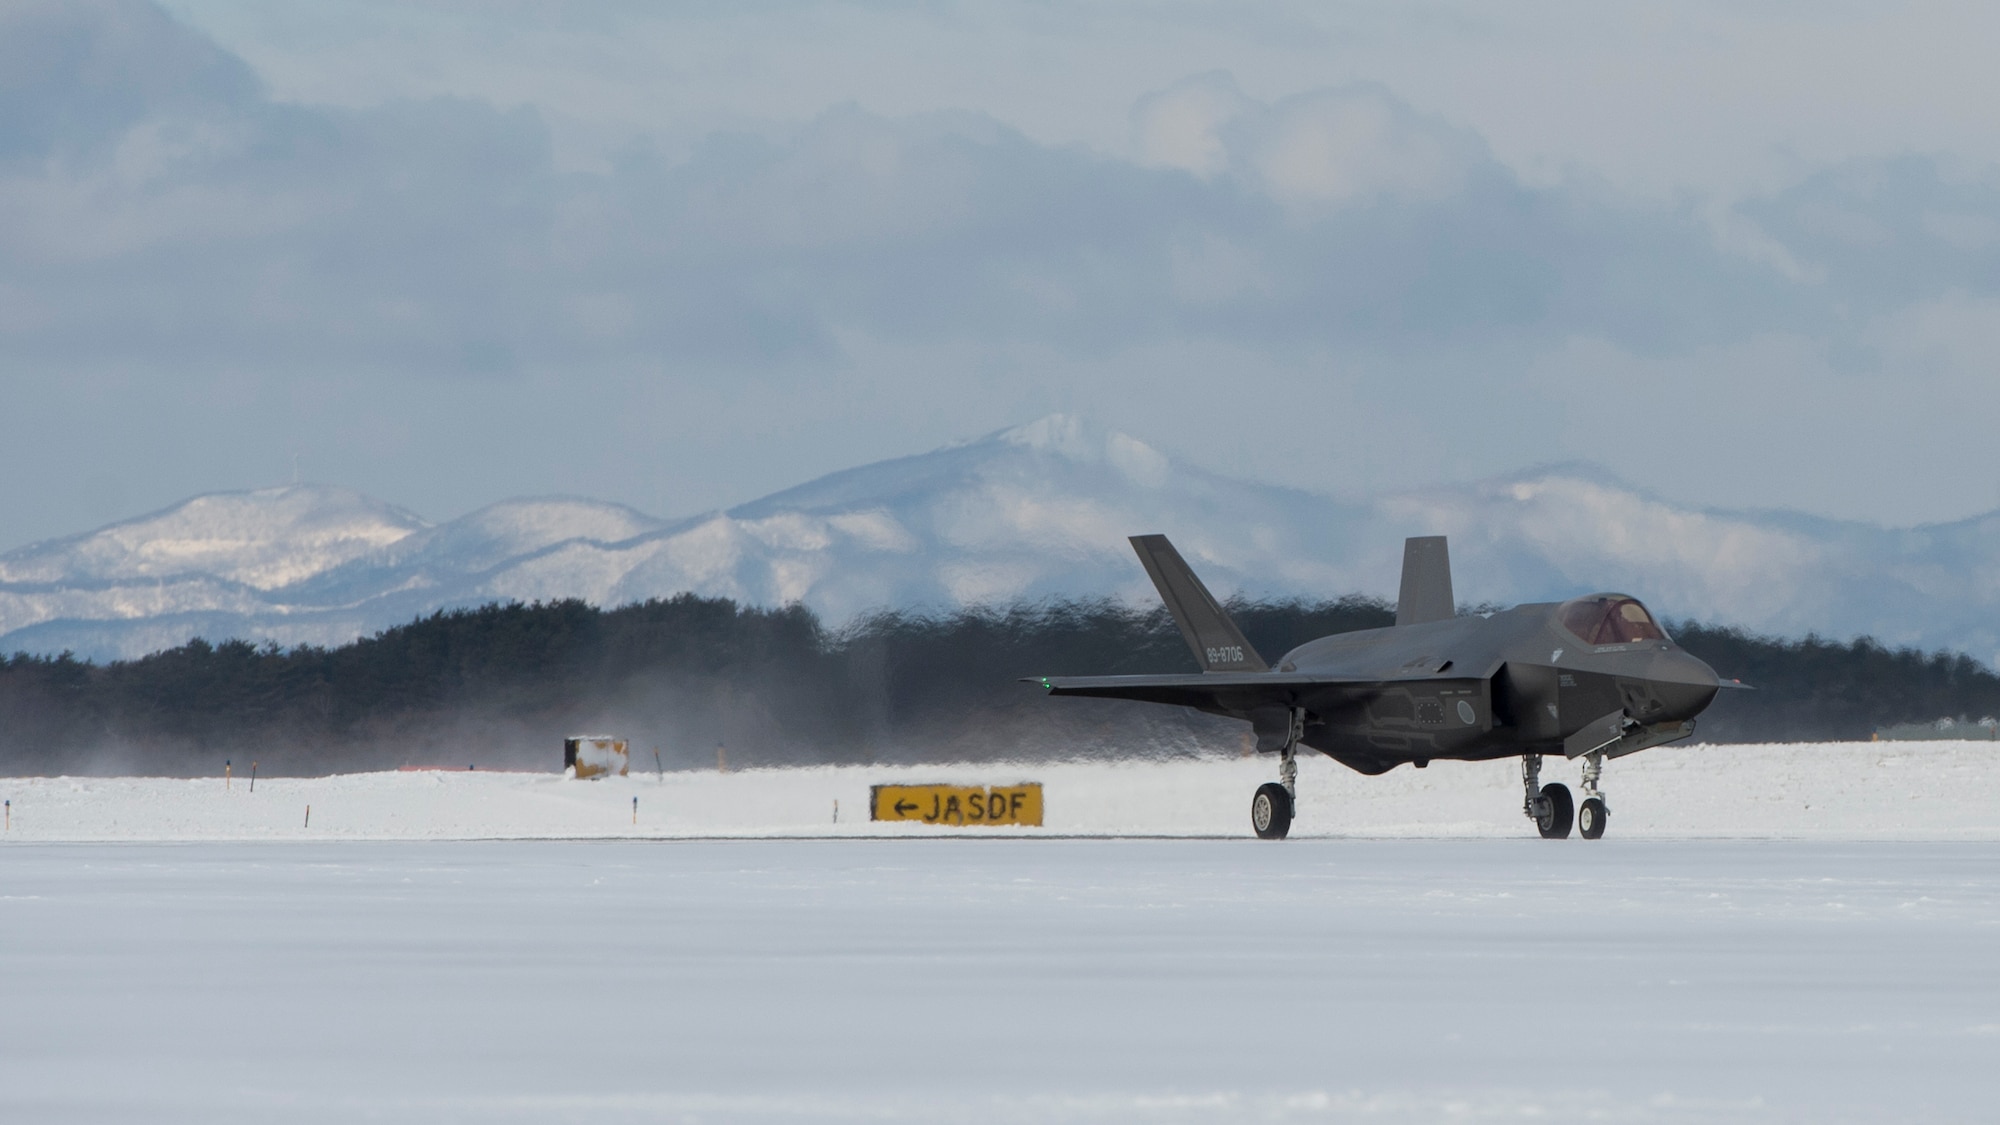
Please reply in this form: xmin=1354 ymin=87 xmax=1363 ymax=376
xmin=0 ymin=594 xmax=1994 ymax=775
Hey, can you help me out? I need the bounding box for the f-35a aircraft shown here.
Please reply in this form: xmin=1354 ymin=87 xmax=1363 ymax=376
xmin=1031 ymin=534 xmax=1740 ymax=840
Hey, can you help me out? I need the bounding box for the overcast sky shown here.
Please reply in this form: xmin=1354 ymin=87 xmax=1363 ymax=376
xmin=3 ymin=0 xmax=1998 ymax=549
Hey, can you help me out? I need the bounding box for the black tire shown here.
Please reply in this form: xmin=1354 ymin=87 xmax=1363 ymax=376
xmin=1578 ymin=797 xmax=1607 ymax=840
xmin=1252 ymin=783 xmax=1293 ymax=840
xmin=1536 ymin=782 xmax=1573 ymax=839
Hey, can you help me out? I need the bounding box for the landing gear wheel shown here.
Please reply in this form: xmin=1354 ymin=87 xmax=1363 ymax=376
xmin=1251 ymin=783 xmax=1293 ymax=840
xmin=1578 ymin=797 xmax=1607 ymax=840
xmin=1536 ymin=783 xmax=1573 ymax=839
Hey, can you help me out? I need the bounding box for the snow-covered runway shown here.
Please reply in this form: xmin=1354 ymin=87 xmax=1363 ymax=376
xmin=4 ymin=838 xmax=1997 ymax=1122
xmin=5 ymin=740 xmax=2000 ymax=841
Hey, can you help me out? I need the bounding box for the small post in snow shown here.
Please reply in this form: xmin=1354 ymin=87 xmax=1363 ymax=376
xmin=833 ymin=799 xmax=839 ymax=824
xmin=5 ymin=798 xmax=10 ymax=832
xmin=304 ymin=805 xmax=311 ymax=828
xmin=249 ymin=761 xmax=258 ymax=793
xmin=225 ymin=759 xmax=232 ymax=791
xmin=654 ymin=748 xmax=663 ymax=784
xmin=632 ymin=796 xmax=638 ymax=826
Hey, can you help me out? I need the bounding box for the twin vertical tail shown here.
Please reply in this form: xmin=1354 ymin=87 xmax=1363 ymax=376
xmin=1130 ymin=533 xmax=1455 ymax=670
xmin=1128 ymin=535 xmax=1269 ymax=673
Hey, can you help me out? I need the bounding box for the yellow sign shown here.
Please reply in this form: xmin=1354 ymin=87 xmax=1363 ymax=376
xmin=870 ymin=784 xmax=1043 ymax=827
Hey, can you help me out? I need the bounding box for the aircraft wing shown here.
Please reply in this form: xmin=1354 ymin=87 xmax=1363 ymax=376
xmin=1028 ymin=671 xmax=1393 ymax=710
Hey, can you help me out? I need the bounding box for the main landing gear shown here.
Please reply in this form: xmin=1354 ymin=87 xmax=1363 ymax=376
xmin=1522 ymin=751 xmax=1609 ymax=839
xmin=1252 ymin=782 xmax=1292 ymax=840
xmin=1251 ymin=709 xmax=1302 ymax=840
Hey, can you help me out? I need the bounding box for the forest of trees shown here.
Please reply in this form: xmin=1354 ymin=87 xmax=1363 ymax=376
xmin=2 ymin=593 xmax=1996 ymax=776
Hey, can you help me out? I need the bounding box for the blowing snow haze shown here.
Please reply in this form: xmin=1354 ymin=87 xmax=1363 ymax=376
xmin=2 ymin=1 xmax=2000 ymax=558
xmin=7 ymin=416 xmax=2000 ymax=666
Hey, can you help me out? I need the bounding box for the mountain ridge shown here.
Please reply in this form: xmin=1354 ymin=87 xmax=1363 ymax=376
xmin=3 ymin=415 xmax=1996 ymax=664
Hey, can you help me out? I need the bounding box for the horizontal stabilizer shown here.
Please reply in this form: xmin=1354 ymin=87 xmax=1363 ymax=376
xmin=1396 ymin=536 xmax=1455 ymax=627
xmin=1129 ymin=535 xmax=1268 ymax=673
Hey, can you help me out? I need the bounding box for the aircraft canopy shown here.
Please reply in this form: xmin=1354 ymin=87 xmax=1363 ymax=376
xmin=1559 ymin=595 xmax=1668 ymax=645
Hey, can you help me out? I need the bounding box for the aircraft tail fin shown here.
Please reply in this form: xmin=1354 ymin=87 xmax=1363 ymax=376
xmin=1395 ymin=536 xmax=1456 ymax=627
xmin=1128 ymin=535 xmax=1269 ymax=673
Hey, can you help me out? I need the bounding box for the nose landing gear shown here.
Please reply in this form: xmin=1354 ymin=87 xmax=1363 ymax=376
xmin=1578 ymin=749 xmax=1608 ymax=839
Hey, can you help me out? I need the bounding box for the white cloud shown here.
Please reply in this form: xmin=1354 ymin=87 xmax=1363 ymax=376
xmin=1245 ymin=86 xmax=1476 ymax=208
xmin=15 ymin=3 xmax=1988 ymax=379
xmin=1133 ymin=73 xmax=1481 ymax=208
xmin=1130 ymin=71 xmax=1250 ymax=178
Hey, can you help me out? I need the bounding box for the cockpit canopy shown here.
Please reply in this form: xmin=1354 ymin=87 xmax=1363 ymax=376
xmin=1558 ymin=595 xmax=1668 ymax=646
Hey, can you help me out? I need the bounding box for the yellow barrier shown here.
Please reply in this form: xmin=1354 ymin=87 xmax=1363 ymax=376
xmin=870 ymin=784 xmax=1043 ymax=827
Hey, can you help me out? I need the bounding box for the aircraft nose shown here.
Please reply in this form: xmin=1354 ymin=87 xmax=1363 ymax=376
xmin=1653 ymin=650 xmax=1722 ymax=721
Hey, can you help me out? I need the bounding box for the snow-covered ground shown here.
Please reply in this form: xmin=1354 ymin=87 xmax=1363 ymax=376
xmin=4 ymin=837 xmax=1997 ymax=1122
xmin=4 ymin=740 xmax=1998 ymax=841
xmin=7 ymin=745 xmax=1997 ymax=1121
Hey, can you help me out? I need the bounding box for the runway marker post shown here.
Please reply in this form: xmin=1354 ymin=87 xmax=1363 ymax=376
xmin=654 ymin=748 xmax=663 ymax=783
xmin=225 ymin=759 xmax=232 ymax=791
xmin=833 ymin=799 xmax=839 ymax=824
xmin=5 ymin=798 xmax=10 ymax=831
xmin=304 ymin=805 xmax=310 ymax=828
xmin=249 ymin=761 xmax=258 ymax=792
xmin=632 ymin=796 xmax=638 ymax=825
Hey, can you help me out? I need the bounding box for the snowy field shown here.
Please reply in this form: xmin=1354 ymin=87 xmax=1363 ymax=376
xmin=4 ymin=838 xmax=1998 ymax=1123
xmin=3 ymin=740 xmax=1999 ymax=841
xmin=5 ymin=744 xmax=2000 ymax=1122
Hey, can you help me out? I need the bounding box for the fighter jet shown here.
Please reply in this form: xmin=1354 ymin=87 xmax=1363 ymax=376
xmin=1030 ymin=534 xmax=1741 ymax=839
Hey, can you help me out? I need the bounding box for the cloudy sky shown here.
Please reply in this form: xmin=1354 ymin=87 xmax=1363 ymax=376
xmin=3 ymin=0 xmax=1998 ymax=549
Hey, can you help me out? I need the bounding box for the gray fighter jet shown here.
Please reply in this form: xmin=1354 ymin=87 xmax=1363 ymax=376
xmin=1031 ymin=534 xmax=1741 ymax=839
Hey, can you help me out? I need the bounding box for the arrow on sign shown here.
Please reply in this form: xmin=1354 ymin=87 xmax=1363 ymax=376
xmin=894 ymin=800 xmax=918 ymax=816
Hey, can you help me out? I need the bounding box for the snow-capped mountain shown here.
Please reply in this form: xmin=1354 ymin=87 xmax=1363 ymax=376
xmin=4 ymin=415 xmax=1998 ymax=664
